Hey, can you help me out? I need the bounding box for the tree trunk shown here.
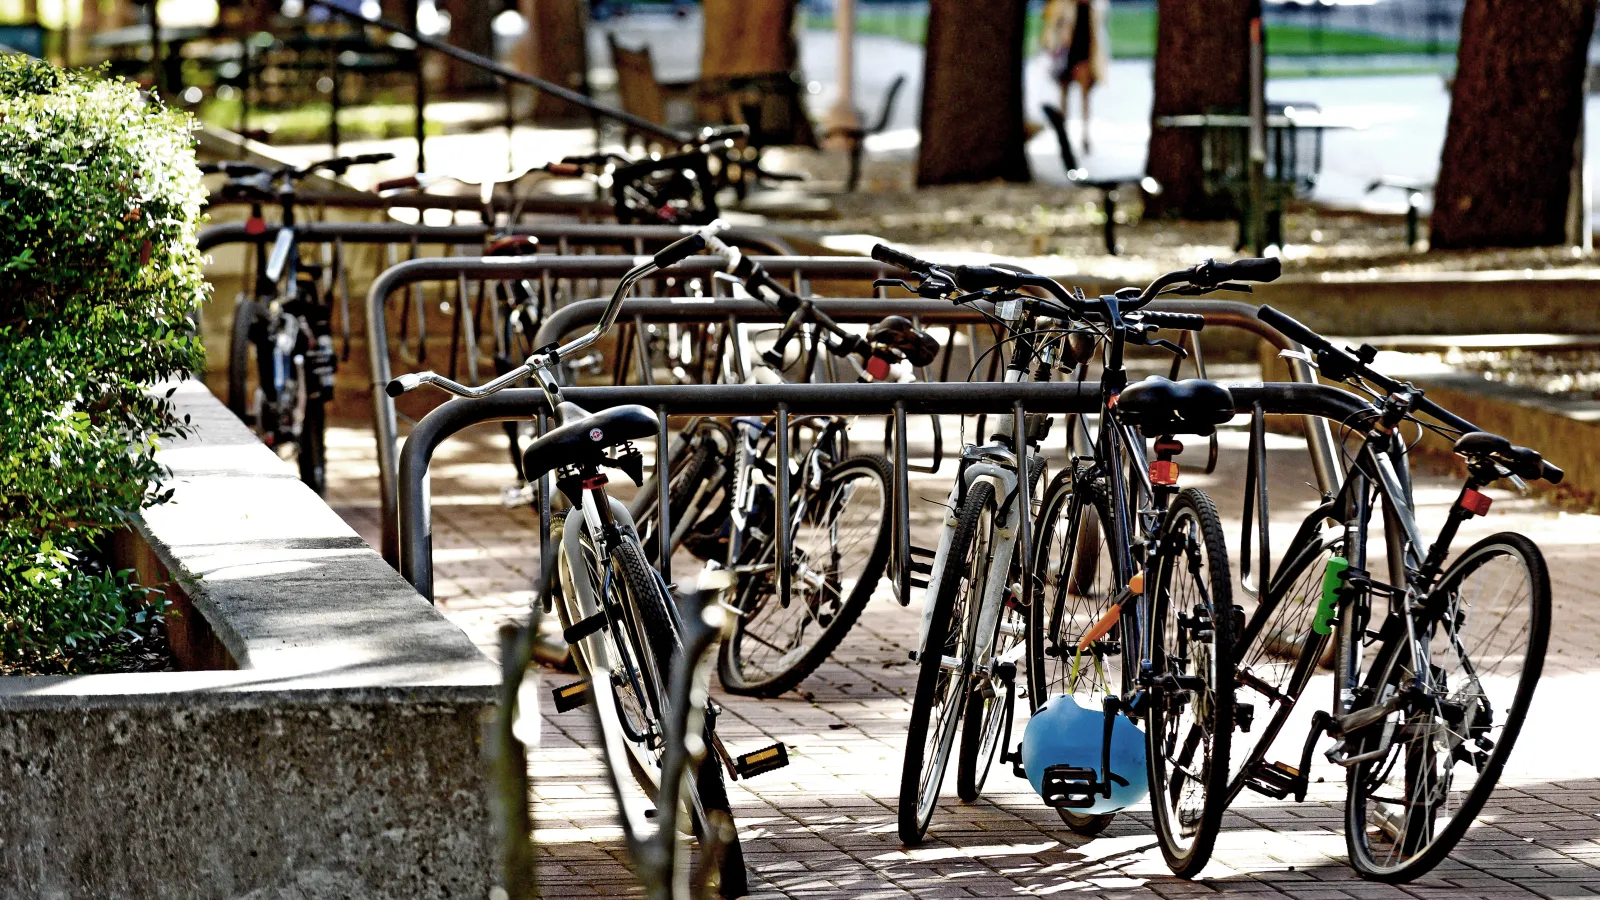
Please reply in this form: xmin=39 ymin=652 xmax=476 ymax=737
xmin=1145 ymin=0 xmax=1252 ymax=218
xmin=917 ymin=0 xmax=1030 ymax=185
xmin=701 ymin=0 xmax=796 ymax=78
xmin=441 ymin=0 xmax=497 ymax=92
xmin=1431 ymin=0 xmax=1597 ymax=249
xmin=519 ymin=0 xmax=591 ymax=123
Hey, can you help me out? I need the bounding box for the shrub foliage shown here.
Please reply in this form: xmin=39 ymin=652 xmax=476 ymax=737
xmin=0 ymin=57 xmax=207 ymax=673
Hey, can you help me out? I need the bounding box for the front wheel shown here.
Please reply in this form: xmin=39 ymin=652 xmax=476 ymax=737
xmin=1146 ymin=488 xmax=1234 ymax=878
xmin=1344 ymin=532 xmax=1549 ymax=882
xmin=899 ymin=480 xmax=994 ymax=845
xmin=719 ymin=455 xmax=893 ymax=696
xmin=298 ymin=399 xmax=328 ymax=496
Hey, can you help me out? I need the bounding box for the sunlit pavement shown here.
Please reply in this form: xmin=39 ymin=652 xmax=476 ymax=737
xmin=318 ymin=408 xmax=1600 ymax=899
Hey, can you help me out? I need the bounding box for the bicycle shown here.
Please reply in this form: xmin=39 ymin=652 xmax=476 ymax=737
xmin=628 ymin=235 xmax=939 ymax=697
xmin=875 ymin=247 xmax=1274 ymax=875
xmin=388 ymin=233 xmax=775 ymax=898
xmin=203 ymin=152 xmax=393 ymax=494
xmin=1223 ymin=305 xmax=1561 ymax=881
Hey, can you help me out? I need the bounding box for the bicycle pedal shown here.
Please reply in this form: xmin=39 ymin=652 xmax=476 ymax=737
xmin=1041 ymin=764 xmax=1101 ymax=809
xmin=733 ymin=742 xmax=789 ymax=780
xmin=1244 ymin=759 xmax=1305 ymax=801
xmin=562 ymin=610 xmax=609 ymax=645
xmin=551 ymin=680 xmax=592 ymax=713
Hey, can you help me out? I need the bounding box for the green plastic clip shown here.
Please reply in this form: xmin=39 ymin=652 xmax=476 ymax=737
xmin=1315 ymin=556 xmax=1349 ymax=635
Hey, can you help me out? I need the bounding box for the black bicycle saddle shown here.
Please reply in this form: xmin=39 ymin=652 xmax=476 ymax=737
xmin=1117 ymin=376 xmax=1235 ymax=437
xmin=522 ymin=402 xmax=657 ymax=482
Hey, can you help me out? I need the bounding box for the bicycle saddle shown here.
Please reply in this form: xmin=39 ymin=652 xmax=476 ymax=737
xmin=1453 ymin=431 xmax=1562 ymax=483
xmin=868 ymin=315 xmax=940 ymax=367
xmin=1117 ymin=376 xmax=1235 ymax=437
xmin=521 ymin=402 xmax=657 ymax=482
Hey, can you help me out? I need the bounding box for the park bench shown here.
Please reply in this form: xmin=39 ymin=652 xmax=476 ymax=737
xmin=823 ymin=74 xmax=907 ymax=193
xmin=1366 ymin=176 xmax=1432 ymax=250
xmin=1041 ymin=103 xmax=1161 ymax=256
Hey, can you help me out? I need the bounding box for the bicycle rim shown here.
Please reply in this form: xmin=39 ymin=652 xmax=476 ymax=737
xmin=900 ymin=481 xmax=993 ymax=845
xmin=1345 ymin=532 xmax=1550 ymax=881
xmin=722 ymin=456 xmax=891 ymax=695
xmin=1028 ymin=470 xmax=1123 ymax=712
xmin=1146 ymin=488 xmax=1233 ymax=877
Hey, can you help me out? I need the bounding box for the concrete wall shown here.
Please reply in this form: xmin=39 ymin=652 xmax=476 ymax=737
xmin=0 ymin=382 xmax=499 ymax=900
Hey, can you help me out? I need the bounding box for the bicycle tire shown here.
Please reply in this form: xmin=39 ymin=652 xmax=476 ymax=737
xmin=298 ymin=399 xmax=328 ymax=496
xmin=957 ymin=491 xmax=1025 ymax=803
xmin=557 ymin=526 xmax=748 ymax=897
xmin=1226 ymin=526 xmax=1344 ymax=803
xmin=1025 ymin=466 xmax=1124 ymax=834
xmin=1146 ymin=487 xmax=1234 ymax=878
xmin=719 ymin=455 xmax=893 ymax=697
xmin=1344 ymin=531 xmax=1549 ymax=882
xmin=899 ymin=480 xmax=993 ymax=845
xmin=227 ymin=296 xmax=257 ymax=420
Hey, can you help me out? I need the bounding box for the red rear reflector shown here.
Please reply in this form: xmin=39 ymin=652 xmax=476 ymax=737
xmin=1154 ymin=438 xmax=1184 ymax=457
xmin=1461 ymin=489 xmax=1492 ymax=516
xmin=581 ymin=474 xmax=609 ymax=490
xmin=1150 ymin=460 xmax=1179 ymax=486
xmin=245 ymin=216 xmax=267 ymax=235
xmin=865 ymin=355 xmax=891 ymax=381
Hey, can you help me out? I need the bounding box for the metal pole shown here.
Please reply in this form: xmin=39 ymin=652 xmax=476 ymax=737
xmin=147 ymin=0 xmax=162 ymax=97
xmin=776 ymin=404 xmax=792 ymax=614
xmin=894 ymin=402 xmax=912 ymax=607
xmin=824 ymin=0 xmax=860 ymax=142
xmin=1013 ymin=401 xmax=1030 ymax=630
xmin=657 ymin=406 xmax=672 ymax=584
xmin=1247 ymin=1 xmax=1267 ymax=257
xmin=408 ymin=0 xmax=426 ymax=171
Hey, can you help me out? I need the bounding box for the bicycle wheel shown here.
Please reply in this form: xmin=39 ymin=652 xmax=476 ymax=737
xmin=1344 ymin=532 xmax=1549 ymax=882
xmin=956 ymin=569 xmax=1024 ymax=803
xmin=720 ymin=455 xmax=893 ymax=696
xmin=226 ymin=296 xmax=257 ymax=420
xmin=1026 ymin=467 xmax=1122 ymax=834
xmin=298 ymin=399 xmax=327 ymax=496
xmin=556 ymin=524 xmax=748 ymax=897
xmin=899 ymin=480 xmax=994 ymax=845
xmin=1146 ymin=487 xmax=1234 ymax=878
xmin=1227 ymin=525 xmax=1344 ymax=802
xmin=633 ymin=422 xmax=730 ymax=566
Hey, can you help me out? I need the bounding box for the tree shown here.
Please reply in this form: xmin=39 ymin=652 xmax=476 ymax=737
xmin=519 ymin=0 xmax=591 ymax=122
xmin=1431 ymin=0 xmax=1598 ymax=249
xmin=701 ymin=0 xmax=797 ymax=77
xmin=917 ymin=0 xmax=1030 ymax=185
xmin=1145 ymin=0 xmax=1252 ymax=218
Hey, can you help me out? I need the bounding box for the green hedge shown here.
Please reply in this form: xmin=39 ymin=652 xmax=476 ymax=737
xmin=0 ymin=57 xmax=207 ymax=674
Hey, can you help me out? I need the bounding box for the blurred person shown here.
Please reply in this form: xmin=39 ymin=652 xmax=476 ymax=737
xmin=1042 ymin=0 xmax=1109 ymax=155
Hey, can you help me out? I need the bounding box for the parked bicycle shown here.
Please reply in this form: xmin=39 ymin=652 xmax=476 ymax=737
xmin=203 ymin=152 xmax=393 ymax=494
xmin=629 ymin=233 xmax=939 ymax=697
xmin=1224 ymin=306 xmax=1561 ymax=881
xmin=388 ymin=233 xmax=784 ymax=898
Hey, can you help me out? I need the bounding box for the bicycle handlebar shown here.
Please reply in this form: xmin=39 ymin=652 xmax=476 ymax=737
xmin=1257 ymin=305 xmax=1562 ymax=483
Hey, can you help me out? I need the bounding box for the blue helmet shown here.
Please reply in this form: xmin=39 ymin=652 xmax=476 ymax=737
xmin=1022 ymin=694 xmax=1149 ymax=815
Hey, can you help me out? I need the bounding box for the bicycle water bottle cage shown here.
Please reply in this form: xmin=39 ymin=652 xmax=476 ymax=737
xmin=1117 ymin=376 xmax=1235 ymax=437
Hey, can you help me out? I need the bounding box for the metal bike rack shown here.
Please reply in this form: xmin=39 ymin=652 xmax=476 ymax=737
xmin=197 ymin=221 xmax=796 ymax=256
xmin=366 ymin=255 xmax=905 ymax=562
xmin=394 ymin=380 xmax=1373 ymax=611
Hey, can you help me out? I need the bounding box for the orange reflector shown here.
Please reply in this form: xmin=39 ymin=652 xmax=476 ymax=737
xmin=1129 ymin=570 xmax=1145 ymax=593
xmin=1150 ymin=460 xmax=1179 ymax=486
xmin=1461 ymin=488 xmax=1492 ymax=516
xmin=1077 ymin=604 xmax=1122 ymax=652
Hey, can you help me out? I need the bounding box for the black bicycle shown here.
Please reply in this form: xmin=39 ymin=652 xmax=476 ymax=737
xmin=1223 ymin=306 xmax=1560 ymax=881
xmin=203 ymin=152 xmax=393 ymax=494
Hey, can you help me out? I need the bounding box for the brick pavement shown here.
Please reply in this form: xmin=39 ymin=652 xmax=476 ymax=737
xmin=323 ymin=414 xmax=1600 ymax=899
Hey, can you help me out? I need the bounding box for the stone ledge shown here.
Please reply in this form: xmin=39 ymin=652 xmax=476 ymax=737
xmin=0 ymin=380 xmax=499 ymax=900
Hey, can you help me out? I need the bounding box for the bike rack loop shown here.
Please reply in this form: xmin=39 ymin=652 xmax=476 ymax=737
xmin=366 ymin=255 xmax=904 ymax=562
xmin=196 ymin=221 xmax=796 ymax=256
xmin=395 ymin=380 xmax=1374 ymax=607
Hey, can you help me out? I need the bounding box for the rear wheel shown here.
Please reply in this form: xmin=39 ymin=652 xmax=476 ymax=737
xmin=556 ymin=522 xmax=748 ymax=897
xmin=1344 ymin=532 xmax=1549 ymax=882
xmin=1146 ymin=488 xmax=1234 ymax=878
xmin=227 ymin=296 xmax=258 ymax=421
xmin=899 ymin=481 xmax=993 ymax=845
xmin=298 ymin=399 xmax=327 ymax=496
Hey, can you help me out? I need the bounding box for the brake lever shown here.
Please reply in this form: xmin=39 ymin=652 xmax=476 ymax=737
xmin=873 ymin=277 xmax=916 ymax=293
xmin=1217 ymin=282 xmax=1254 ymax=294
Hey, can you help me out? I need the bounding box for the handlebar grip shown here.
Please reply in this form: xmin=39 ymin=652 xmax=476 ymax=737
xmin=1256 ymin=305 xmax=1330 ymax=352
xmin=350 ymin=152 xmax=396 ymax=165
xmin=386 ymin=374 xmax=421 ymax=397
xmin=1543 ymin=460 xmax=1565 ymax=485
xmin=375 ymin=175 xmax=421 ymax=192
xmin=1211 ymin=257 xmax=1282 ymax=284
xmin=653 ymin=233 xmax=706 ymax=269
xmin=952 ymin=265 xmax=1023 ymax=291
xmin=544 ymin=162 xmax=585 ymax=177
xmin=1140 ymin=311 xmax=1207 ymax=332
xmin=871 ymin=243 xmax=932 ymax=275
